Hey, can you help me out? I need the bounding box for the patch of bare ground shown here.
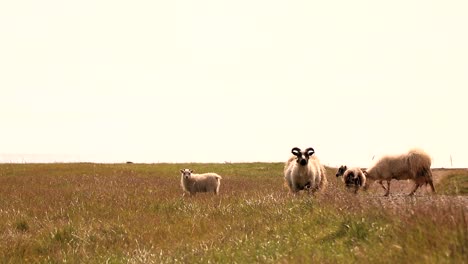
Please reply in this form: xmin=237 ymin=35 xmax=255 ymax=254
xmin=364 ymin=194 xmax=468 ymax=213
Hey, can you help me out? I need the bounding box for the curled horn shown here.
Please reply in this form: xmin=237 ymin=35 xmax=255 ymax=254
xmin=305 ymin=147 xmax=315 ymax=156
xmin=291 ymin=147 xmax=301 ymax=156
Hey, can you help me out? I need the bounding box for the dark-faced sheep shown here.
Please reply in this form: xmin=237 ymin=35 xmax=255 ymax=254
xmin=364 ymin=149 xmax=435 ymax=196
xmin=284 ymin=147 xmax=327 ymax=194
xmin=335 ymin=165 xmax=367 ymax=194
xmin=179 ymin=169 xmax=222 ymax=196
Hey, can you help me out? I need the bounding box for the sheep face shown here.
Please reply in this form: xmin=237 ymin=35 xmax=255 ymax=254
xmin=291 ymin=147 xmax=315 ymax=166
xmin=344 ymin=171 xmax=361 ymax=188
xmin=180 ymin=169 xmax=193 ymax=180
xmin=336 ymin=165 xmax=347 ymax=177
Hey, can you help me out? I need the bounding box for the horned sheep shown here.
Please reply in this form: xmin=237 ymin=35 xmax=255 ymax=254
xmin=335 ymin=165 xmax=367 ymax=194
xmin=364 ymin=149 xmax=435 ymax=196
xmin=179 ymin=169 xmax=222 ymax=196
xmin=284 ymin=147 xmax=327 ymax=194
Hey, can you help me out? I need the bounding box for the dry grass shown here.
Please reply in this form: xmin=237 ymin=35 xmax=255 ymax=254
xmin=433 ymin=169 xmax=468 ymax=195
xmin=0 ymin=163 xmax=466 ymax=263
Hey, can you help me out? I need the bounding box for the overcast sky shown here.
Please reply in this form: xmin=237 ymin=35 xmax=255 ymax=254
xmin=1 ymin=0 xmax=467 ymax=167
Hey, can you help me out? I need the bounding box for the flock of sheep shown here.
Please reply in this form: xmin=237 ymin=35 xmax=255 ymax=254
xmin=179 ymin=147 xmax=436 ymax=197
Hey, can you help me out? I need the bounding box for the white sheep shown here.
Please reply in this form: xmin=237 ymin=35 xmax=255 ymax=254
xmin=335 ymin=165 xmax=366 ymax=194
xmin=179 ymin=169 xmax=222 ymax=196
xmin=284 ymin=147 xmax=327 ymax=193
xmin=364 ymin=149 xmax=435 ymax=196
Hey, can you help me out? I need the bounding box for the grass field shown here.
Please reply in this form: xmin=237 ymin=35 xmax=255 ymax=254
xmin=435 ymin=169 xmax=468 ymax=196
xmin=0 ymin=163 xmax=466 ymax=263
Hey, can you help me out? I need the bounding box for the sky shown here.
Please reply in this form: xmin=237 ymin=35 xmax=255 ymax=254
xmin=1 ymin=0 xmax=467 ymax=167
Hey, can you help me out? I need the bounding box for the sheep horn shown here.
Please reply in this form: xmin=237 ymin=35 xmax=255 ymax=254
xmin=305 ymin=147 xmax=315 ymax=156
xmin=291 ymin=147 xmax=301 ymax=156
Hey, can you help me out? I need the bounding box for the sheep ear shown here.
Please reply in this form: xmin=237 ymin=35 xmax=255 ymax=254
xmin=306 ymin=147 xmax=315 ymax=156
xmin=291 ymin=147 xmax=301 ymax=156
xmin=344 ymin=165 xmax=347 ymax=170
xmin=180 ymin=169 xmax=184 ymax=173
xmin=189 ymin=169 xmax=193 ymax=173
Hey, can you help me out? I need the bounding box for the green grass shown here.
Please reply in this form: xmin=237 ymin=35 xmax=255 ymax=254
xmin=436 ymin=173 xmax=468 ymax=195
xmin=0 ymin=163 xmax=466 ymax=263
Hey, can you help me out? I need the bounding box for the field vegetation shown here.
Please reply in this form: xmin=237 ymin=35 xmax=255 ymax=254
xmin=0 ymin=163 xmax=466 ymax=263
xmin=435 ymin=169 xmax=468 ymax=195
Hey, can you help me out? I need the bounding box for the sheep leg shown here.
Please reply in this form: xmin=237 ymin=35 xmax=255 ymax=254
xmin=304 ymin=181 xmax=314 ymax=194
xmin=419 ymin=169 xmax=435 ymax=193
xmin=408 ymin=183 xmax=420 ymax=196
xmin=428 ymin=180 xmax=436 ymax=193
xmin=378 ymin=180 xmax=387 ymax=191
xmin=384 ymin=181 xmax=391 ymax=196
xmin=427 ymin=171 xmax=436 ymax=193
xmin=363 ymin=178 xmax=372 ymax=191
xmin=290 ymin=183 xmax=300 ymax=194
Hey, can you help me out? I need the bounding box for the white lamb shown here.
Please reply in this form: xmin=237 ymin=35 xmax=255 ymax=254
xmin=284 ymin=147 xmax=327 ymax=194
xmin=179 ymin=169 xmax=222 ymax=196
xmin=335 ymin=165 xmax=367 ymax=194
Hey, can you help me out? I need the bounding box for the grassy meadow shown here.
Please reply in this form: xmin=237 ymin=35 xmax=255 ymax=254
xmin=435 ymin=169 xmax=468 ymax=196
xmin=0 ymin=163 xmax=466 ymax=263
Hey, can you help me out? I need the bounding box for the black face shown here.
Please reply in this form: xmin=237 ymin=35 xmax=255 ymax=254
xmin=345 ymin=172 xmax=361 ymax=187
xmin=292 ymin=147 xmax=315 ymax=166
xmin=336 ymin=165 xmax=347 ymax=177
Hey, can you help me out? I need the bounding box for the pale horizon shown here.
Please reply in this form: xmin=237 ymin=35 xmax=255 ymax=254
xmin=1 ymin=1 xmax=467 ymax=168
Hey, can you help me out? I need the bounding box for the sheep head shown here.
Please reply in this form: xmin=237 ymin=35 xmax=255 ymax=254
xmin=344 ymin=170 xmax=361 ymax=188
xmin=291 ymin=147 xmax=315 ymax=166
xmin=336 ymin=165 xmax=347 ymax=177
xmin=180 ymin=169 xmax=193 ymax=179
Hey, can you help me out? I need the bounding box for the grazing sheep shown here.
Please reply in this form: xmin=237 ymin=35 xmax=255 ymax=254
xmin=365 ymin=149 xmax=435 ymax=196
xmin=179 ymin=169 xmax=222 ymax=196
xmin=335 ymin=165 xmax=366 ymax=194
xmin=284 ymin=147 xmax=327 ymax=194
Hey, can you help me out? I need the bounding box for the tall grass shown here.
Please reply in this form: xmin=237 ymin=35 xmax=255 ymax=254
xmin=0 ymin=163 xmax=466 ymax=263
xmin=436 ymin=172 xmax=468 ymax=195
